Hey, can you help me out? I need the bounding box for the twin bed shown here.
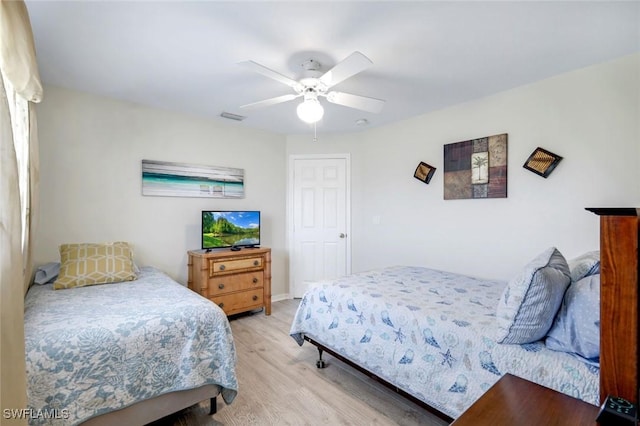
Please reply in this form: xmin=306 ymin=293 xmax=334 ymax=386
xmin=290 ymin=248 xmax=603 ymax=420
xmin=24 ymin=264 xmax=237 ymax=425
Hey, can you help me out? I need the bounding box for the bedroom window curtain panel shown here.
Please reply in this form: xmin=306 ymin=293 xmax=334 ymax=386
xmin=0 ymin=0 xmax=43 ymax=422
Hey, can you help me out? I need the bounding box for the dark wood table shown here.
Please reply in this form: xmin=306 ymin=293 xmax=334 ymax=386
xmin=450 ymin=374 xmax=600 ymax=426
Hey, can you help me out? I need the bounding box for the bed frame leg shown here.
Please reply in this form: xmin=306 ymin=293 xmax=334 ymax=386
xmin=316 ymin=347 xmax=326 ymax=369
xmin=209 ymin=396 xmax=217 ymax=415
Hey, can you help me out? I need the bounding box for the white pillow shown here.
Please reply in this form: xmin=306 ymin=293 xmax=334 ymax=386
xmin=496 ymin=247 xmax=571 ymax=344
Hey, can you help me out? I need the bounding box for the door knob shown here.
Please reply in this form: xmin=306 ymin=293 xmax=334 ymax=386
xmin=339 ymin=233 xmax=346 ymax=238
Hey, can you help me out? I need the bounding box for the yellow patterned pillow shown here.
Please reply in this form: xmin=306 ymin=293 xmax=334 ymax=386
xmin=53 ymin=242 xmax=137 ymax=290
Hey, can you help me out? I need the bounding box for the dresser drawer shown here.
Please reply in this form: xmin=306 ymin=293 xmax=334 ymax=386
xmin=211 ymin=289 xmax=264 ymax=315
xmin=207 ymin=272 xmax=263 ymax=297
xmin=188 ymin=248 xmax=272 ymax=316
xmin=209 ymin=256 xmax=263 ymax=276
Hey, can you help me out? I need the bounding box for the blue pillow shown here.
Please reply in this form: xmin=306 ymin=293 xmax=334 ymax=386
xmin=567 ymin=251 xmax=600 ymax=283
xmin=545 ymin=274 xmax=600 ymax=363
xmin=33 ymin=261 xmax=141 ymax=285
xmin=33 ymin=262 xmax=60 ymax=285
xmin=496 ymin=247 xmax=571 ymax=344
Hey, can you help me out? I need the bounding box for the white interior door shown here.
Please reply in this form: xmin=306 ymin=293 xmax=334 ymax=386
xmin=289 ymin=155 xmax=350 ymax=298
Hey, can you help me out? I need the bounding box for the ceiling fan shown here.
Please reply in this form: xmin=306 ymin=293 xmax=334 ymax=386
xmin=238 ymin=51 xmax=385 ymax=124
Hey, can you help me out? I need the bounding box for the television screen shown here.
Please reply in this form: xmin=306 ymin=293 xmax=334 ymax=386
xmin=201 ymin=210 xmax=260 ymax=250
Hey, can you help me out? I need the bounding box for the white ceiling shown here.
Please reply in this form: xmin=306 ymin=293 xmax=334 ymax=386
xmin=26 ymin=1 xmax=639 ymax=136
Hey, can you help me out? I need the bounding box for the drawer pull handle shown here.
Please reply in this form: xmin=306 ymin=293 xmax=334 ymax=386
xmin=218 ymin=302 xmax=224 ymax=308
xmin=218 ymin=283 xmax=225 ymax=289
xmin=252 ymin=295 xmax=258 ymax=301
xmin=252 ymin=277 xmax=258 ymax=284
xmin=253 ymin=260 xmax=259 ymax=266
xmin=219 ymin=265 xmax=226 ymax=271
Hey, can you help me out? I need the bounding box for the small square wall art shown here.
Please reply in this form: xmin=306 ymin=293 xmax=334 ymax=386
xmin=414 ymin=161 xmax=436 ymax=184
xmin=523 ymin=147 xmax=563 ymax=178
xmin=443 ymin=133 xmax=508 ymax=200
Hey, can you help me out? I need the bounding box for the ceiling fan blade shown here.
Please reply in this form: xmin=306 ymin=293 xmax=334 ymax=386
xmin=238 ymin=60 xmax=300 ymax=89
xmin=325 ymin=91 xmax=385 ymax=113
xmin=239 ymin=94 xmax=299 ymax=110
xmin=319 ymin=51 xmax=373 ymax=88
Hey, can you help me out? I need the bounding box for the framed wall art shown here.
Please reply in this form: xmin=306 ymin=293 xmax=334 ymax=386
xmin=523 ymin=147 xmax=563 ymax=178
xmin=141 ymin=159 xmax=245 ymax=198
xmin=443 ymin=133 xmax=508 ymax=200
xmin=414 ymin=161 xmax=436 ymax=184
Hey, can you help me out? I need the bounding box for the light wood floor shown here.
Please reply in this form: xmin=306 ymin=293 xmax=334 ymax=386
xmin=149 ymin=299 xmax=449 ymax=426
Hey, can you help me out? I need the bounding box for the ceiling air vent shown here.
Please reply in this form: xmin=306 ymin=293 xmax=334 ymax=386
xmin=220 ymin=112 xmax=246 ymax=121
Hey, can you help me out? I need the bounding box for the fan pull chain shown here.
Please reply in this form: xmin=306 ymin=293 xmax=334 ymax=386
xmin=313 ymin=122 xmax=318 ymax=142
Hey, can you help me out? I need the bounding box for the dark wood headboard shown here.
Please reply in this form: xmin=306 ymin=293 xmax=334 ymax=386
xmin=586 ymin=207 xmax=639 ymax=405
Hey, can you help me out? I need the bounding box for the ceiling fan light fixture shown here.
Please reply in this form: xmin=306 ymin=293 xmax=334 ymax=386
xmin=239 ymin=51 xmax=385 ymax=128
xmin=296 ymin=97 xmax=324 ymax=124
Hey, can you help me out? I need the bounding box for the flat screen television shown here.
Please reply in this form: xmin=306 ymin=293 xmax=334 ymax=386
xmin=201 ymin=210 xmax=260 ymax=251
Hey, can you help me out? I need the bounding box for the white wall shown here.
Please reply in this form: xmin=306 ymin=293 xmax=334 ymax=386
xmin=287 ymin=54 xmax=640 ymax=281
xmin=35 ymin=87 xmax=289 ymax=297
xmin=35 ymin=54 xmax=639 ymax=296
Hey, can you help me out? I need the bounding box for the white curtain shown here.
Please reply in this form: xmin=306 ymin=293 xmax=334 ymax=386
xmin=0 ymin=0 xmax=43 ymax=422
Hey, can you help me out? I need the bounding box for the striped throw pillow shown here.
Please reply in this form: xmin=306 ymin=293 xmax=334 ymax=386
xmin=495 ymin=247 xmax=571 ymax=344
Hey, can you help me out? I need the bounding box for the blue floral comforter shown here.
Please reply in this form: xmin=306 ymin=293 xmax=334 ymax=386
xmin=24 ymin=267 xmax=237 ymax=425
xmin=290 ymin=266 xmax=598 ymax=418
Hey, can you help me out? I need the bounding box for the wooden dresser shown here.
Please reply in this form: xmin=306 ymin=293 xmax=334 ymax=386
xmin=187 ymin=248 xmax=271 ymax=316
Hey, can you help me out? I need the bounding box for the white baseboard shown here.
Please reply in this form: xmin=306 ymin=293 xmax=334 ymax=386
xmin=272 ymin=293 xmax=292 ymax=302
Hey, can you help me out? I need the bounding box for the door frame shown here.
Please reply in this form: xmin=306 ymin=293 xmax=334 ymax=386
xmin=287 ymin=153 xmax=352 ymax=298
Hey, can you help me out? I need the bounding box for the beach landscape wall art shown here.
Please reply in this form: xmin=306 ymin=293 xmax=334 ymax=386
xmin=141 ymin=159 xmax=245 ymax=198
xmin=443 ymin=133 xmax=508 ymax=200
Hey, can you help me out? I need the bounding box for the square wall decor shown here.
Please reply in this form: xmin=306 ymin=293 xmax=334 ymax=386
xmin=414 ymin=161 xmax=436 ymax=184
xmin=523 ymin=147 xmax=563 ymax=178
xmin=443 ymin=133 xmax=507 ymax=200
